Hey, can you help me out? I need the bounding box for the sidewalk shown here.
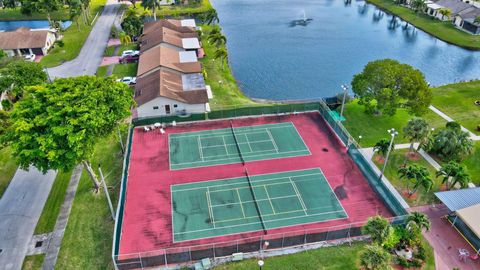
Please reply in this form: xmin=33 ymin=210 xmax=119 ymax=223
xmin=0 ymin=167 xmax=57 ymax=270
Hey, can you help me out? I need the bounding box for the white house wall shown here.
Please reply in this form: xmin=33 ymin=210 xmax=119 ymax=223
xmin=137 ymin=97 xmax=207 ymax=118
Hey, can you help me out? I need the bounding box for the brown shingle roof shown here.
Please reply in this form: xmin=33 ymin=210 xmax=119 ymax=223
xmin=143 ymin=19 xmax=196 ymax=35
xmin=134 ymin=70 xmax=208 ymax=105
xmin=137 ymin=45 xmax=201 ymax=77
xmin=0 ymin=28 xmax=51 ymax=50
xmin=139 ymin=25 xmax=198 ymax=53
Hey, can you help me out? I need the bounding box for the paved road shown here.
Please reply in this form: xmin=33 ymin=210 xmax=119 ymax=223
xmin=48 ymin=0 xmax=121 ymax=78
xmin=0 ymin=167 xmax=57 ymax=270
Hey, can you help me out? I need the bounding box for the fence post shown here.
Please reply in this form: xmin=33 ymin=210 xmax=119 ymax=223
xmin=213 ymin=243 xmax=216 ymax=259
xmin=139 ymin=252 xmax=144 ymax=269
xmin=189 ymin=247 xmax=192 ymax=262
xmin=348 ymin=224 xmax=352 ymax=246
xmin=236 ymin=240 xmax=239 ymax=253
xmin=164 ymin=252 xmax=168 ymax=269
xmin=281 ymin=233 xmax=285 ymax=248
xmin=304 ymin=230 xmax=307 ymax=245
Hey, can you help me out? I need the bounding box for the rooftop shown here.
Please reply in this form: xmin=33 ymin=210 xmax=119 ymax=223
xmin=137 ymin=46 xmax=201 ymax=77
xmin=0 ymin=27 xmax=52 ymax=50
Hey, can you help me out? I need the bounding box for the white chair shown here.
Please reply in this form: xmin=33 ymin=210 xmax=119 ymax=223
xmin=150 ymin=124 xmax=156 ymax=130
xmin=144 ymin=126 xmax=150 ymax=132
xmin=154 ymin=122 xmax=161 ymax=129
xmin=160 ymin=128 xmax=165 ymax=134
xmin=172 ymin=121 xmax=177 ymax=127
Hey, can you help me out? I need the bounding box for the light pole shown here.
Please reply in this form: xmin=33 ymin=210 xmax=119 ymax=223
xmin=379 ymin=128 xmax=398 ymax=181
xmin=340 ymin=84 xmax=349 ymax=118
xmin=258 ymin=260 xmax=264 ymax=270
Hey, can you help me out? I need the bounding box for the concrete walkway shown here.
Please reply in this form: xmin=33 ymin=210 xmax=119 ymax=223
xmin=41 ymin=165 xmax=83 ymax=270
xmin=411 ymin=205 xmax=480 ymax=270
xmin=0 ymin=167 xmax=57 ymax=270
xmin=48 ymin=0 xmax=121 ymax=78
xmin=429 ymin=105 xmax=479 ymax=141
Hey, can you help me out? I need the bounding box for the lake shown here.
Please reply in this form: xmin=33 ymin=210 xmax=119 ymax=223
xmin=0 ymin=20 xmax=72 ymax=32
xmin=210 ymin=0 xmax=480 ymax=100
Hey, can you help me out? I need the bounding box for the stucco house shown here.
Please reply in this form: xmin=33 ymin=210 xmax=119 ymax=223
xmin=134 ymin=69 xmax=210 ymax=118
xmin=0 ymin=27 xmax=56 ymax=57
xmin=137 ymin=45 xmax=201 ymax=78
xmin=139 ymin=21 xmax=200 ymax=54
xmin=454 ymin=7 xmax=480 ymax=34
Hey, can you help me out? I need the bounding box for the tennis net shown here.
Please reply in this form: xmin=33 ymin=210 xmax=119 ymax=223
xmin=244 ymin=168 xmax=267 ymax=233
xmin=229 ymin=120 xmax=245 ymax=165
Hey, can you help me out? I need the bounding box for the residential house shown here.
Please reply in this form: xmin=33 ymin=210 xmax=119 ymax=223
xmin=426 ymin=0 xmax=473 ymax=20
xmin=134 ymin=69 xmax=210 ymax=117
xmin=137 ymin=45 xmax=201 ymax=78
xmin=139 ymin=21 xmax=201 ymax=54
xmin=0 ymin=27 xmax=56 ymax=57
xmin=454 ymin=6 xmax=480 ymax=34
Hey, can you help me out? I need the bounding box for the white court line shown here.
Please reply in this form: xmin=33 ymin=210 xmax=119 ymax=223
xmin=174 ymin=209 xmax=347 ymax=235
xmin=206 ymin=188 xmax=215 ymax=228
xmin=172 ymin=172 xmax=323 ymax=192
xmin=263 ymin=185 xmax=276 ymax=215
xmin=289 ymin=177 xmax=308 ymax=215
xmin=290 ymin=123 xmax=311 ymax=155
xmin=171 ymin=149 xmax=308 ymax=166
xmin=266 ymin=129 xmax=279 ymax=153
xmin=236 ymin=188 xmax=246 ymax=219
xmin=197 ymin=136 xmax=204 ymax=161
xmin=221 ymin=136 xmax=229 ymax=155
xmin=244 ymin=134 xmax=253 ymax=153
xmin=169 ymin=122 xmax=294 ymax=138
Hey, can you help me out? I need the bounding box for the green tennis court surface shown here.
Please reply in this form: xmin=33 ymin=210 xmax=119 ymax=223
xmin=171 ymin=168 xmax=348 ymax=242
xmin=169 ymin=122 xmax=310 ymax=170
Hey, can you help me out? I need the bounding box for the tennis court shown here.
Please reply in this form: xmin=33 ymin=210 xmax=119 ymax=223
xmin=169 ymin=122 xmax=310 ymax=170
xmin=171 ymin=168 xmax=348 ymax=242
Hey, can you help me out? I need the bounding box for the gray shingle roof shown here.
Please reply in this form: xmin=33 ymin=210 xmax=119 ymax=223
xmin=435 ymin=187 xmax=480 ymax=211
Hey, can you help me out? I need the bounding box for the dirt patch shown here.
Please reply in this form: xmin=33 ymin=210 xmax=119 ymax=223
xmin=374 ymin=155 xmax=385 ymax=164
xmin=402 ymin=190 xmax=417 ymax=200
xmin=405 ymin=151 xmax=421 ymax=161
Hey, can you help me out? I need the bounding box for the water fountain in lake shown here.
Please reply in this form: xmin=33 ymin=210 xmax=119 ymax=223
xmin=290 ymin=10 xmax=313 ymax=27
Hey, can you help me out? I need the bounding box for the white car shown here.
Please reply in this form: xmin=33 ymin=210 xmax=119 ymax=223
xmin=117 ymin=77 xmax=136 ymax=85
xmin=24 ymin=54 xmax=36 ymax=62
xmin=121 ymin=50 xmax=140 ymax=58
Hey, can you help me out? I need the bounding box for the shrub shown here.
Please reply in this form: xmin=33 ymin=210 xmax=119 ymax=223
xmin=55 ymin=40 xmax=65 ymax=48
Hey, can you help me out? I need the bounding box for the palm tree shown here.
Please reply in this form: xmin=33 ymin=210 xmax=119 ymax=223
xmin=201 ymin=9 xmax=219 ymax=25
xmin=403 ymin=117 xmax=430 ymax=153
xmin=119 ymin=31 xmax=132 ymax=45
xmin=359 ymin=245 xmax=392 ymax=270
xmin=374 ymin=138 xmax=393 ymax=159
xmin=213 ymin=48 xmax=228 ymax=69
xmin=209 ymin=27 xmax=221 ymax=36
xmin=406 ymin=211 xmax=430 ymax=231
xmin=141 ymin=0 xmax=167 ymax=21
xmin=399 ymin=165 xmax=432 ymax=196
xmin=438 ymin=8 xmax=452 ymax=20
xmin=411 ymin=0 xmax=426 ymax=13
xmin=208 ymin=33 xmax=226 ymax=47
xmin=431 ymin=127 xmax=474 ymax=161
xmin=436 ymin=161 xmax=471 ymax=189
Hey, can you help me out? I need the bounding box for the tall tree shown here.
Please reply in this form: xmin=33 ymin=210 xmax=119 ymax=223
xmin=399 ymin=164 xmax=432 ymax=196
xmin=438 ymin=8 xmax=452 ymax=20
xmin=429 ymin=123 xmax=473 ymax=161
xmin=403 ymin=117 xmax=430 ymax=153
xmin=121 ymin=14 xmax=143 ymax=37
xmin=373 ymin=138 xmax=393 ymax=158
xmin=351 ymin=59 xmax=432 ymax=116
xmin=362 ymin=216 xmax=393 ymax=246
xmin=67 ymin=0 xmax=83 ymax=29
xmin=3 ymin=76 xmax=134 ymax=191
xmin=20 ymin=0 xmax=61 ymax=23
xmin=0 ymin=61 xmax=48 ymax=102
xmin=141 ymin=0 xmax=166 ymax=21
xmin=406 ymin=211 xmax=430 ymax=231
xmin=213 ymin=48 xmax=228 ymax=69
xmin=359 ymin=245 xmax=392 ymax=270
xmin=411 ymin=0 xmax=426 ymax=13
xmin=201 ymin=9 xmax=219 ymax=25
xmin=436 ymin=161 xmax=471 ymax=189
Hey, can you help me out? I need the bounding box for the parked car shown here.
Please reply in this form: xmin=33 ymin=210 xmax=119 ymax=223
xmin=24 ymin=54 xmax=36 ymax=62
xmin=119 ymin=54 xmax=139 ymax=64
xmin=116 ymin=77 xmax=136 ymax=85
xmin=121 ymin=50 xmax=139 ymax=58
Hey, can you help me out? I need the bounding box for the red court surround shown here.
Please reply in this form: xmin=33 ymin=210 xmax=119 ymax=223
xmin=119 ymin=112 xmax=393 ymax=255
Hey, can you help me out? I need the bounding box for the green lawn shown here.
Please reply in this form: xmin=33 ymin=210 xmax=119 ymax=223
xmin=22 ymin=254 xmax=45 ymax=270
xmin=34 ymin=170 xmax=72 ymax=234
xmin=373 ymin=149 xmax=439 ymax=206
xmin=40 ymin=0 xmax=106 ymax=67
xmin=461 ymin=141 xmax=480 ymax=186
xmin=128 ymin=0 xmax=212 ymax=17
xmin=367 ymin=0 xmax=480 ymax=50
xmin=431 ymin=81 xmax=480 ymax=135
xmin=201 ymin=25 xmax=255 ymax=108
xmin=112 ymin=63 xmax=138 ymax=78
xmin=0 ymin=146 xmax=18 ymax=198
xmin=0 ymin=8 xmax=67 ymax=21
xmin=96 ymin=65 xmax=109 ymax=77
xmin=341 ymin=101 xmax=446 ymax=147
xmin=104 ymin=43 xmax=138 ymax=57
xmin=214 ymin=238 xmax=435 ymax=270
xmin=55 ymin=127 xmax=127 ymax=269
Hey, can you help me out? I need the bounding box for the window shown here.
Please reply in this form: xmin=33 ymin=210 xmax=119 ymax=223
xmin=153 ymin=106 xmax=159 ymax=110
xmin=173 ymin=104 xmax=178 ymax=108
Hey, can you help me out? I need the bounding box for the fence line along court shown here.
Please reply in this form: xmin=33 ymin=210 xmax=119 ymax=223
xmin=171 ymin=168 xmax=348 ymax=242
xmin=168 ymin=122 xmax=310 ymax=170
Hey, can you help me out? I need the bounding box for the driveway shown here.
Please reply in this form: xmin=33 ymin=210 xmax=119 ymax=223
xmin=0 ymin=167 xmax=56 ymax=270
xmin=48 ymin=0 xmax=121 ymax=78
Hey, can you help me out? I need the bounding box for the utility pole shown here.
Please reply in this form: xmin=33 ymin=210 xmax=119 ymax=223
xmin=99 ymin=165 xmax=116 ymax=220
